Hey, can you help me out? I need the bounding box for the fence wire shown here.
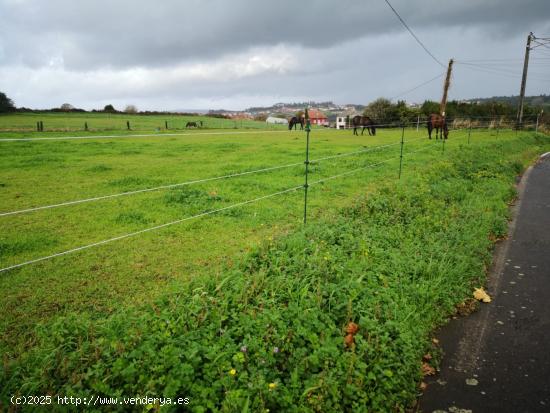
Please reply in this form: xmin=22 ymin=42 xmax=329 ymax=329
xmin=0 ymin=127 xmax=519 ymax=273
xmin=1 ymin=141 xmax=406 ymax=217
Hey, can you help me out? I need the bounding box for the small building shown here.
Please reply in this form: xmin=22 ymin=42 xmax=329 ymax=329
xmin=266 ymin=116 xmax=288 ymax=125
xmin=336 ymin=116 xmax=348 ymax=129
xmin=308 ymin=109 xmax=329 ymax=126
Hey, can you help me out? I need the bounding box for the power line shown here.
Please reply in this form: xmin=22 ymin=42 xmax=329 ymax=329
xmin=383 ymin=0 xmax=446 ymax=68
xmin=456 ymin=61 xmax=550 ymax=82
xmin=390 ymin=72 xmax=446 ymax=100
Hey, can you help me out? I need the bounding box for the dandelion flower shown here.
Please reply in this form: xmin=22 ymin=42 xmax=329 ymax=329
xmin=229 ymin=369 xmax=237 ymax=376
xmin=269 ymin=382 xmax=277 ymax=390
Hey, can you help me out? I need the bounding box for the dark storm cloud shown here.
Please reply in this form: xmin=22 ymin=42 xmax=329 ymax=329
xmin=1 ymin=0 xmax=549 ymax=70
xmin=1 ymin=0 xmax=549 ymax=110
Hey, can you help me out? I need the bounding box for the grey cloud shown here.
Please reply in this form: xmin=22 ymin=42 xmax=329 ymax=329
xmin=1 ymin=0 xmax=549 ymax=70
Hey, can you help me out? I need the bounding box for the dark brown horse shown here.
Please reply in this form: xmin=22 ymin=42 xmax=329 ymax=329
xmin=427 ymin=114 xmax=448 ymax=139
xmin=186 ymin=121 xmax=198 ymax=128
xmin=288 ymin=116 xmax=304 ymax=130
xmin=352 ymin=115 xmax=376 ymax=136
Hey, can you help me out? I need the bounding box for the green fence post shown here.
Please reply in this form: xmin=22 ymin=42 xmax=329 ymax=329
xmin=85 ymin=122 xmax=88 ymax=131
xmin=127 ymin=121 xmax=131 ymax=130
xmin=398 ymin=125 xmax=405 ymax=179
xmin=165 ymin=121 xmax=168 ymax=130
xmin=303 ymin=108 xmax=311 ymax=225
xmin=468 ymin=120 xmax=472 ymax=144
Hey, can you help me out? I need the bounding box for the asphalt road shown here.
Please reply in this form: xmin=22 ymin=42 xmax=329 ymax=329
xmin=419 ymin=153 xmax=550 ymax=413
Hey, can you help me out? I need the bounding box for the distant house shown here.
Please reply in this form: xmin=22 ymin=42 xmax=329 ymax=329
xmin=308 ymin=109 xmax=329 ymax=126
xmin=230 ymin=113 xmax=254 ymax=120
xmin=336 ymin=116 xmax=351 ymax=129
xmin=266 ymin=116 xmax=288 ymax=125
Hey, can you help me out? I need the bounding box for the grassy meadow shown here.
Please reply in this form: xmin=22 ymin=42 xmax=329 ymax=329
xmin=1 ymin=118 xmax=549 ymax=411
xmin=0 ymin=112 xmax=286 ymax=134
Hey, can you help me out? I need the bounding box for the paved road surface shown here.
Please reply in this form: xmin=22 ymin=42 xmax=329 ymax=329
xmin=420 ymin=153 xmax=550 ymax=413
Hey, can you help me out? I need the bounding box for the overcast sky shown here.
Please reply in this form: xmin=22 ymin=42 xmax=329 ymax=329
xmin=1 ymin=0 xmax=549 ymax=111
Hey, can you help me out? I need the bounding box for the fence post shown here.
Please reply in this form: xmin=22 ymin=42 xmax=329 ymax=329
xmin=127 ymin=121 xmax=131 ymax=130
xmin=496 ymin=119 xmax=500 ymax=138
xmin=37 ymin=121 xmax=40 ymax=132
xmin=165 ymin=121 xmax=168 ymax=129
xmin=303 ymin=108 xmax=311 ymax=225
xmin=468 ymin=120 xmax=472 ymax=144
xmin=40 ymin=121 xmax=44 ymax=132
xmin=84 ymin=122 xmax=88 ymax=131
xmin=416 ymin=115 xmax=420 ymax=132
xmin=398 ymin=125 xmax=405 ymax=179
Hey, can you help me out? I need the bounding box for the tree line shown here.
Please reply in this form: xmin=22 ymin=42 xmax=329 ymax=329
xmin=1 ymin=91 xmax=548 ymax=127
xmin=361 ymin=97 xmax=548 ymax=126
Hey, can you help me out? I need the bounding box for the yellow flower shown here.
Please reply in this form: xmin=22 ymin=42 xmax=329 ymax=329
xmin=268 ymin=382 xmax=277 ymax=390
xmin=229 ymin=369 xmax=237 ymax=376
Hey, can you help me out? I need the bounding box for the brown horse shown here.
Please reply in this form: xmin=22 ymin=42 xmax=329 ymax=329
xmin=288 ymin=116 xmax=304 ymax=130
xmin=427 ymin=114 xmax=448 ymax=139
xmin=352 ymin=115 xmax=376 ymax=136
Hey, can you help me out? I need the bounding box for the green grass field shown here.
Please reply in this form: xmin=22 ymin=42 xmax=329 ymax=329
xmin=0 ymin=126 xmax=427 ymax=346
xmin=1 ymin=120 xmax=549 ymax=411
xmin=0 ymin=112 xmax=286 ymax=134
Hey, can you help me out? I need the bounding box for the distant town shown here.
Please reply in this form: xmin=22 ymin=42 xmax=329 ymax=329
xmin=206 ymin=94 xmax=549 ymax=125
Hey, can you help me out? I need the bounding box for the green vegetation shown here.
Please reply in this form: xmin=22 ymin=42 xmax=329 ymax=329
xmin=0 ymin=112 xmax=287 ymax=133
xmin=0 ymin=125 xmax=548 ymax=411
xmin=0 ymin=92 xmax=16 ymax=113
xmin=362 ymin=97 xmax=547 ymax=128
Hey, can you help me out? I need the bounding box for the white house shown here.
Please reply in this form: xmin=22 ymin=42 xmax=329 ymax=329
xmin=266 ymin=117 xmax=288 ymax=125
xmin=336 ymin=116 xmax=348 ymax=129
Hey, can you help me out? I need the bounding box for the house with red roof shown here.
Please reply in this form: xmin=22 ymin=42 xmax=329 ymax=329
xmin=308 ymin=109 xmax=328 ymax=126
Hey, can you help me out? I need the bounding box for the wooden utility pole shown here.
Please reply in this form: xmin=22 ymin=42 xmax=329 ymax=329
xmin=516 ymin=32 xmax=533 ymax=129
xmin=440 ymin=59 xmax=454 ymax=116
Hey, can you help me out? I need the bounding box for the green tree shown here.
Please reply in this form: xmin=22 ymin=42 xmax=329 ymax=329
xmin=395 ymin=100 xmax=418 ymax=123
xmin=420 ymin=100 xmax=439 ymax=116
xmin=103 ymin=104 xmax=116 ymax=112
xmin=0 ymin=92 xmax=16 ymax=113
xmin=364 ymin=98 xmax=398 ymax=124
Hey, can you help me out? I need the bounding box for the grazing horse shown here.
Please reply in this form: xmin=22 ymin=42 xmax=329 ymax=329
xmin=352 ymin=115 xmax=376 ymax=136
xmin=186 ymin=121 xmax=198 ymax=128
xmin=427 ymin=114 xmax=448 ymax=139
xmin=288 ymin=116 xmax=304 ymax=130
